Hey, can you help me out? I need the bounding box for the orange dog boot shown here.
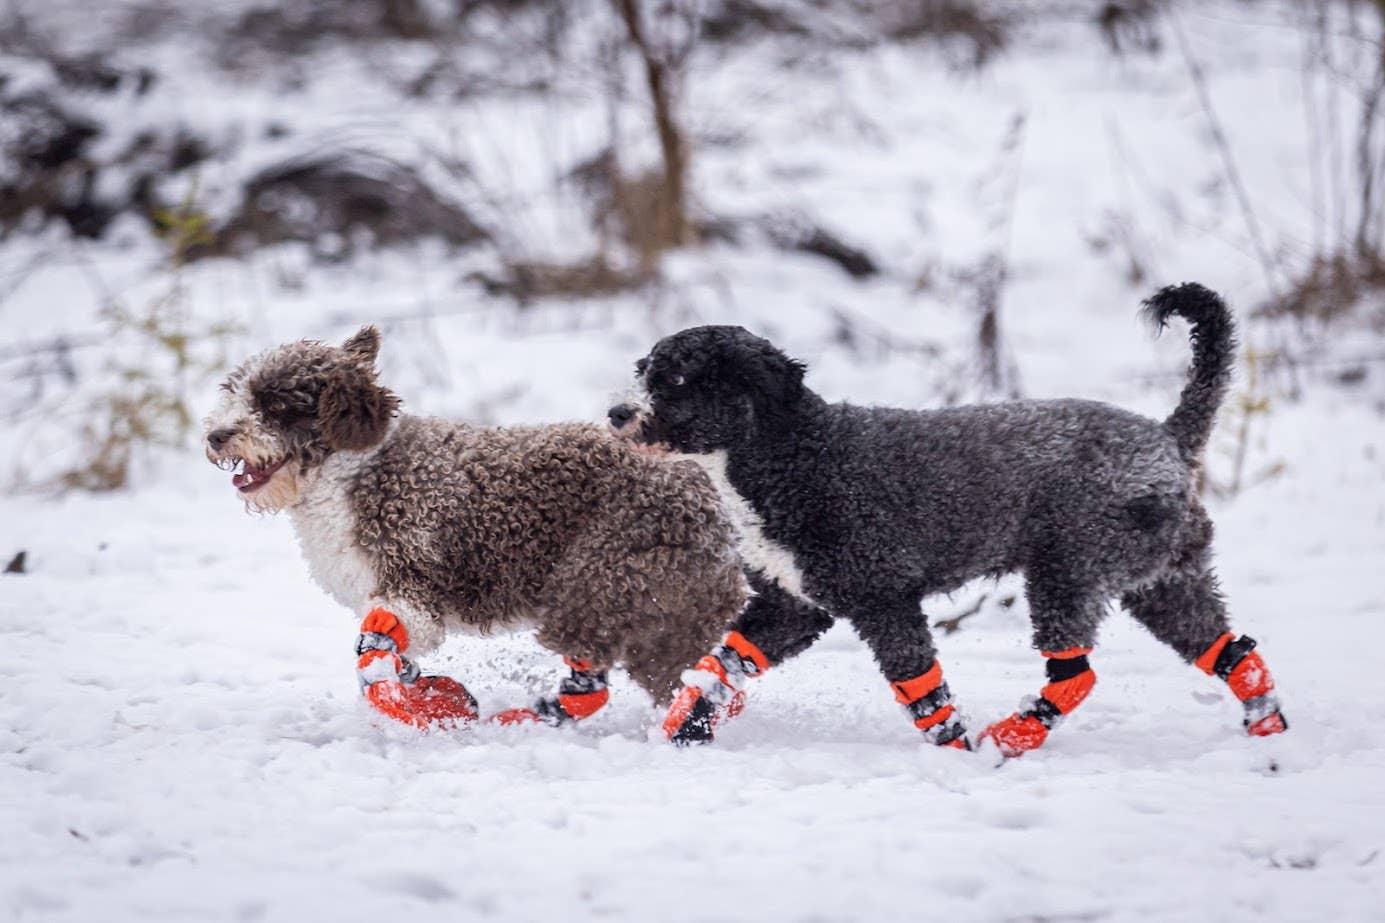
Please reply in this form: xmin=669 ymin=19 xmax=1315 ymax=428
xmin=664 ymin=632 xmax=769 ymax=745
xmin=490 ymin=707 xmax=543 ymax=726
xmin=662 ymin=681 xmax=722 ymax=745
xmin=1195 ymin=634 xmax=1287 ymax=736
xmin=489 ymin=656 xmax=610 ymax=727
xmin=889 ymin=660 xmax=970 ymax=749
xmin=980 ymin=646 xmax=1097 ymax=758
xmin=355 ymin=610 xmax=478 ymax=729
xmin=359 ymin=607 xmax=410 ymax=652
xmin=981 ymin=711 xmax=1049 ymax=758
xmin=363 ymin=671 xmax=479 ymax=729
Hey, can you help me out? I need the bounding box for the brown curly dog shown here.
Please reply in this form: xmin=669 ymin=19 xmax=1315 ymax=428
xmin=203 ymin=326 xmax=746 ymax=730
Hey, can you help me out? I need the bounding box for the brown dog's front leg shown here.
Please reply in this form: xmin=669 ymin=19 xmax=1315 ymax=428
xmin=355 ymin=608 xmax=479 ymax=729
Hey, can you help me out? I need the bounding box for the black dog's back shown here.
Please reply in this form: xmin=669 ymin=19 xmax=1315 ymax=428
xmin=751 ymin=397 xmax=1189 ymax=601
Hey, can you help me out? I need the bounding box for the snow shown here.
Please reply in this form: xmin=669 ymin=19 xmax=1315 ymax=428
xmin=4 ymin=0 xmax=1385 ymax=920
xmin=4 ymin=420 xmax=1385 ymax=920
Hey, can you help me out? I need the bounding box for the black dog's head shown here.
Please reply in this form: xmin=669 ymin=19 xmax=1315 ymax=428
xmin=609 ymin=325 xmax=807 ymax=454
xmin=203 ymin=326 xmax=399 ymax=512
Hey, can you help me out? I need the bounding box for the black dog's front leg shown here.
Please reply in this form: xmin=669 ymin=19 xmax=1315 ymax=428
xmin=845 ymin=592 xmax=969 ymax=749
xmin=663 ymin=571 xmax=834 ymax=744
xmin=733 ymin=572 xmax=837 ymax=665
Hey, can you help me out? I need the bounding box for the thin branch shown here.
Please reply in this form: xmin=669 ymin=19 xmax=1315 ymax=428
xmin=1353 ymin=45 xmax=1385 ymax=260
xmin=0 ymin=334 xmax=107 ymax=364
xmin=1299 ymin=2 xmax=1328 ymax=263
xmin=1168 ymin=7 xmax=1281 ymax=296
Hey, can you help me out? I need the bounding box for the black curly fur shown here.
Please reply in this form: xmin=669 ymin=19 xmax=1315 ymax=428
xmin=1139 ymin=282 xmax=1237 ymax=464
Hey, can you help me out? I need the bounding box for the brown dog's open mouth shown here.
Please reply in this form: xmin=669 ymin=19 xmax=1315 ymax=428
xmin=215 ymin=455 xmax=287 ymax=493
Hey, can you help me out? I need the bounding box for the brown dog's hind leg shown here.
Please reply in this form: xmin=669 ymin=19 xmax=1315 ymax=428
xmin=491 ymin=656 xmax=612 ymax=726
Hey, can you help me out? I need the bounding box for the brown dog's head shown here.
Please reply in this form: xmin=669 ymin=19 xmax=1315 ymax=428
xmin=203 ymin=326 xmax=399 ymax=512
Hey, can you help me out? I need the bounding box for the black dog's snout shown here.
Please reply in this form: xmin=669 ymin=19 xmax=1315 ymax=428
xmin=608 ymin=404 xmax=637 ymax=429
xmin=207 ymin=427 xmax=237 ymax=451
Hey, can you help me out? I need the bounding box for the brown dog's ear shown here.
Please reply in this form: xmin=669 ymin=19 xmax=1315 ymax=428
xmin=319 ymin=363 xmax=399 ymax=451
xmin=342 ymin=325 xmax=381 ymax=365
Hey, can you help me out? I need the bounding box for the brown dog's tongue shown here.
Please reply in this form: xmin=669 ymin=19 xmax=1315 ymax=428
xmin=233 ymin=471 xmax=252 ymax=489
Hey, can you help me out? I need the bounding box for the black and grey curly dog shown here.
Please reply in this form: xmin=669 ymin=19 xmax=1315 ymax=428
xmin=612 ymin=283 xmax=1287 ymax=755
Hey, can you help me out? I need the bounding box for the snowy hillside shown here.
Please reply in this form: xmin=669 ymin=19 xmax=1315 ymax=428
xmin=3 ymin=1 xmax=1384 ymax=920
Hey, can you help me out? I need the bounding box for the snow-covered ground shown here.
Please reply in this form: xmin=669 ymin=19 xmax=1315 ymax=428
xmin=4 ymin=1 xmax=1385 ymax=920
xmin=7 ymin=393 xmax=1385 ymax=922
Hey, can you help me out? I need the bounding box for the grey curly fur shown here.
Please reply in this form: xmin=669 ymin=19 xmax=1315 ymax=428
xmin=621 ymin=283 xmax=1253 ymax=721
xmin=205 ymin=328 xmax=745 ymax=702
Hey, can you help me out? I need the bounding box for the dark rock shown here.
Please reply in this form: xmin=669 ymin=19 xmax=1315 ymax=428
xmin=203 ymin=152 xmax=488 ymax=261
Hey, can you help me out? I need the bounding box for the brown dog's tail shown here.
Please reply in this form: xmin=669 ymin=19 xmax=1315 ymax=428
xmin=1139 ymin=282 xmax=1238 ymax=463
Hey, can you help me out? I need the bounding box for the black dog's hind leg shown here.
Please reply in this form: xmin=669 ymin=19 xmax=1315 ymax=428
xmin=847 ymin=591 xmax=969 ymax=749
xmin=979 ymin=574 xmax=1103 ymax=758
xmin=1122 ymin=567 xmax=1287 ymax=736
xmin=664 ymin=573 xmax=832 ymax=745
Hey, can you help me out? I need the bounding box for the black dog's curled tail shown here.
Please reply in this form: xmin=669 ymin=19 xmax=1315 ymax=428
xmin=1139 ymin=282 xmax=1238 ymax=463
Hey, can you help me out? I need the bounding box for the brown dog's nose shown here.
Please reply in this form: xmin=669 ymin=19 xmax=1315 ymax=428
xmin=207 ymin=427 xmax=237 ymax=451
xmin=608 ymin=404 xmax=637 ymax=430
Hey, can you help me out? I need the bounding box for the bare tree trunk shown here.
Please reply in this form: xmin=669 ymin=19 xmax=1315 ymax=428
xmin=613 ymin=0 xmax=691 ymax=258
xmin=1354 ymin=3 xmax=1385 ymax=263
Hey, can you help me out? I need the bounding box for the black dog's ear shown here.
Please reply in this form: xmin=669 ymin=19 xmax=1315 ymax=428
xmin=740 ymin=346 xmax=806 ymax=424
xmin=319 ymin=363 xmax=399 ymax=451
xmin=342 ymin=325 xmax=381 ymax=365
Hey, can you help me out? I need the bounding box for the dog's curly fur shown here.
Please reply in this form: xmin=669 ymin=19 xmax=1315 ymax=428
xmin=613 ymin=283 xmax=1270 ymax=733
xmin=205 ymin=327 xmax=745 ymax=701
